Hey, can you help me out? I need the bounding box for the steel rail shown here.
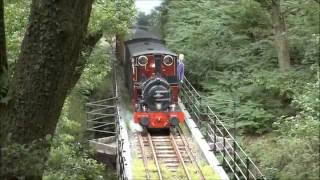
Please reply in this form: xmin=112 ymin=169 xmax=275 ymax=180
xmin=147 ymin=133 xmax=163 ymax=180
xmin=138 ymin=134 xmax=151 ymax=180
xmin=169 ymin=133 xmax=192 ymax=180
xmin=177 ymin=128 xmax=205 ymax=180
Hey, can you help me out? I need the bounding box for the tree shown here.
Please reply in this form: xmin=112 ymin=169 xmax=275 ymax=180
xmin=258 ymin=0 xmax=291 ymax=71
xmin=137 ymin=12 xmax=151 ymax=26
xmin=157 ymin=0 xmax=319 ymax=178
xmin=0 ymin=0 xmax=6 ymax=71
xmin=270 ymin=0 xmax=291 ymax=71
xmin=0 ymin=0 xmax=7 ymax=99
xmin=0 ymin=0 xmax=95 ymax=178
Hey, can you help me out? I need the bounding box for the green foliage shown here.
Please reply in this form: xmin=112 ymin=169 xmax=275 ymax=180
xmin=1 ymin=141 xmax=48 ymax=178
xmin=89 ymin=0 xmax=136 ymax=36
xmin=2 ymin=0 xmax=135 ymax=178
xmin=248 ymin=133 xmax=319 ymax=179
xmin=156 ymin=0 xmax=319 ymax=178
xmin=77 ymin=41 xmax=112 ymax=96
xmin=158 ymin=0 xmax=319 ymax=133
xmin=43 ymin=2 xmax=134 ymax=176
xmin=136 ymin=12 xmax=151 ymax=26
xmin=45 ymin=137 xmax=105 ymax=180
xmin=42 ymin=1 xmax=134 ymax=174
xmin=247 ymin=105 xmax=319 ymax=179
xmin=132 ymin=159 xmax=219 ymax=180
xmin=1 ymin=0 xmax=30 ymax=101
xmin=44 ymin=41 xmax=115 ymax=179
xmin=4 ymin=0 xmax=30 ymax=66
xmin=43 ymin=87 xmax=105 ymax=179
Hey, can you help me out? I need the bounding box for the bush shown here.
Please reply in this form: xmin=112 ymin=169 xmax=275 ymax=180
xmin=246 ymin=74 xmax=319 ymax=179
xmin=154 ymin=0 xmax=320 ymax=178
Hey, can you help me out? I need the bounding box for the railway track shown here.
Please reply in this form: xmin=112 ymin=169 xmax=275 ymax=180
xmin=136 ymin=127 xmax=205 ymax=180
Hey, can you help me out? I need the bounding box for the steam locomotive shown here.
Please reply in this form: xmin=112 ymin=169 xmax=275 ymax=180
xmin=120 ymin=28 xmax=184 ymax=128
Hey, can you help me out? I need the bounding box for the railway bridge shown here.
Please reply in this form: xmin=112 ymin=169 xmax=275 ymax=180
xmin=86 ymin=56 xmax=265 ymax=180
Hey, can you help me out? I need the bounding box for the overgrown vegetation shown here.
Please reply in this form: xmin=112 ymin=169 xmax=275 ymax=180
xmin=1 ymin=0 xmax=135 ymax=178
xmin=43 ymin=40 xmax=112 ymax=179
xmin=132 ymin=158 xmax=219 ymax=180
xmin=146 ymin=0 xmax=319 ymax=178
xmin=2 ymin=0 xmax=318 ymax=178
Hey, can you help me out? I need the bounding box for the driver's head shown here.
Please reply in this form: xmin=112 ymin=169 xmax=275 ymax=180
xmin=178 ymin=54 xmax=184 ymax=61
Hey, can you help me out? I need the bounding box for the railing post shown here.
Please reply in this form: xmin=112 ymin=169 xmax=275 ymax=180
xmin=182 ymin=77 xmax=265 ymax=179
xmin=213 ymin=113 xmax=217 ymax=154
xmin=199 ymin=96 xmax=202 ymax=126
xmin=86 ymin=111 xmax=88 ymax=128
xmin=233 ymin=141 xmax=237 ymax=179
xmin=246 ymin=157 xmax=250 ymax=180
xmin=223 ymin=131 xmax=226 ymax=167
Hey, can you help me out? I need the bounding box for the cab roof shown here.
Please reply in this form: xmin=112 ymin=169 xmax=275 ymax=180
xmin=125 ymin=27 xmax=176 ymax=57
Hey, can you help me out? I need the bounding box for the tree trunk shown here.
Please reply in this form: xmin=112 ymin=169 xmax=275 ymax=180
xmin=0 ymin=0 xmax=6 ymax=72
xmin=1 ymin=0 xmax=94 ymax=178
xmin=270 ymin=0 xmax=290 ymax=71
xmin=0 ymin=0 xmax=8 ymax=108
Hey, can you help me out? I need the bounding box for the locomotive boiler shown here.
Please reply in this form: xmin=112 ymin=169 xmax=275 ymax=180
xmin=122 ymin=28 xmax=184 ymax=128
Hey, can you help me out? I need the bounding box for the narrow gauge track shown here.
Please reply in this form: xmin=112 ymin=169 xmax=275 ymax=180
xmin=136 ymin=127 xmax=205 ymax=180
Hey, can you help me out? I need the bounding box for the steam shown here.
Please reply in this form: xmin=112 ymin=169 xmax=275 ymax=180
xmin=130 ymin=121 xmax=143 ymax=132
xmin=121 ymin=108 xmax=143 ymax=132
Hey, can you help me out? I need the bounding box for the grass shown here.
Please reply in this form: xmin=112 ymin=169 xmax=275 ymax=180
xmin=133 ymin=159 xmax=160 ymax=180
xmin=133 ymin=159 xmax=147 ymax=179
xmin=200 ymin=164 xmax=220 ymax=180
xmin=132 ymin=156 xmax=220 ymax=180
xmin=174 ymin=164 xmax=220 ymax=180
xmin=160 ymin=163 xmax=176 ymax=180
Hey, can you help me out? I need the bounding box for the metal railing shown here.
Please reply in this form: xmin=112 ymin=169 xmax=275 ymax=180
xmin=86 ymin=47 xmax=128 ymax=179
xmin=180 ymin=78 xmax=265 ymax=180
xmin=116 ymin=105 xmax=128 ymax=180
xmin=86 ymin=46 xmax=118 ymax=135
xmin=112 ymin=57 xmax=128 ymax=180
xmin=86 ymin=98 xmax=117 ymax=137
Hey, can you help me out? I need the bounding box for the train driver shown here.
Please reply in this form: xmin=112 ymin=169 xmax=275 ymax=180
xmin=177 ymin=54 xmax=185 ymax=85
